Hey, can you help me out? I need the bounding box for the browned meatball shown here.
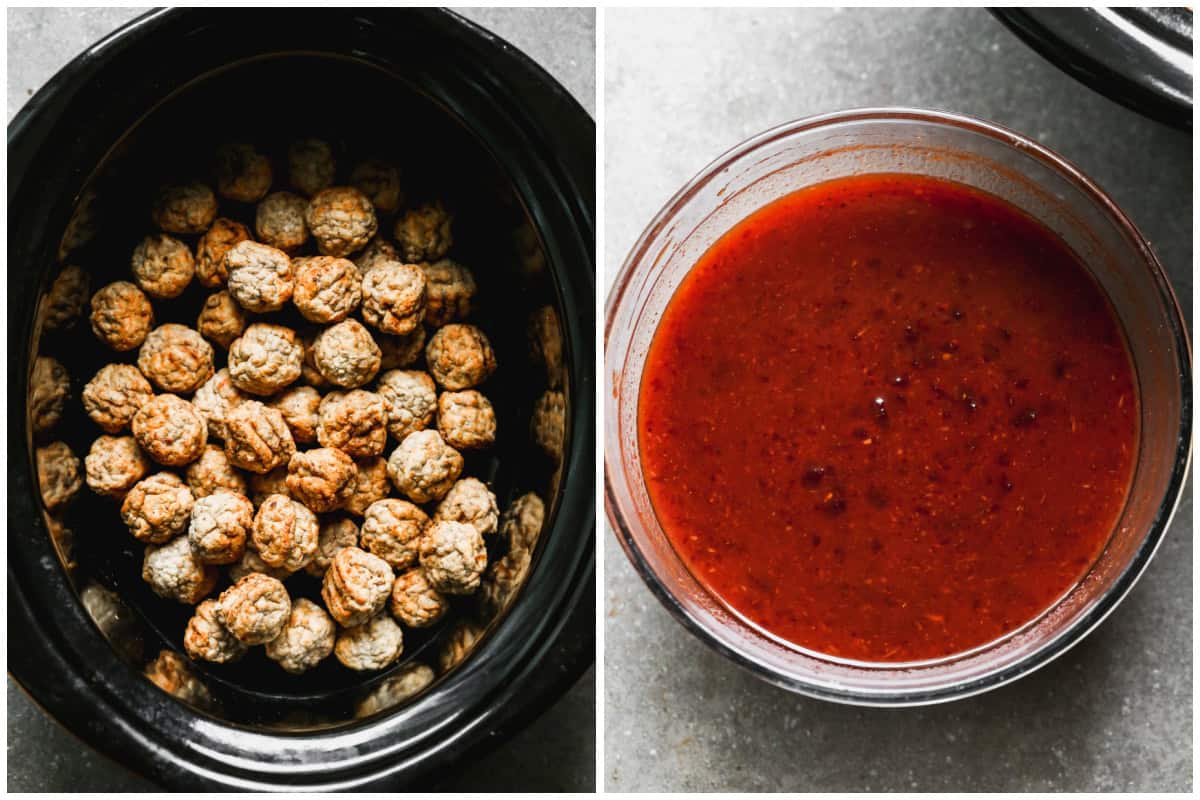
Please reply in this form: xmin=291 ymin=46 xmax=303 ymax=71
xmin=286 ymin=447 xmax=356 ymax=513
xmin=225 ymin=240 xmax=294 ymax=313
xmin=306 ymin=187 xmax=377 ymax=257
xmin=361 ymin=262 xmax=426 ymax=335
xmin=142 ymin=536 xmax=218 ymax=605
xmin=185 ymin=444 xmax=248 ymax=498
xmin=195 ymin=218 xmax=252 ymax=288
xmin=422 ymin=260 xmax=476 ymax=327
xmin=425 ymin=324 xmax=496 ymax=390
xmin=265 ymin=598 xmax=336 ymax=674
xmin=419 ymin=519 xmax=487 ymax=595
xmin=188 ymin=489 xmax=253 ymax=565
xmin=386 ymin=430 xmax=463 ymax=504
xmin=121 ymin=472 xmax=195 ymax=544
xmin=269 ymin=385 xmax=321 ymax=444
xmin=306 ymin=516 xmax=360 ymax=578
xmin=377 ymin=328 xmax=426 ymax=371
xmin=376 ymin=370 xmax=437 ymax=441
xmin=317 ymin=389 xmax=388 ymax=458
xmin=196 ymin=290 xmax=247 ymax=349
xmin=288 ymin=138 xmax=335 ymax=197
xmin=84 ymin=363 xmax=155 ymax=434
xmin=321 ymin=546 xmax=393 ymax=628
xmin=30 ymin=355 xmax=69 ymax=436
xmin=311 ymin=319 xmax=381 ymax=388
xmin=90 ymin=281 xmax=154 ymax=352
xmin=433 ymin=477 xmax=498 ymax=537
xmin=184 ymin=598 xmax=247 ymax=663
xmin=216 ymin=573 xmax=291 ymax=645
xmin=214 ymin=143 xmax=272 ymax=203
xmin=360 ymin=498 xmax=429 ymax=570
xmin=500 ymin=491 xmax=545 ymax=556
xmin=256 ymin=191 xmax=310 ymax=253
xmin=42 ymin=265 xmax=90 ymax=332
xmin=132 ymin=233 xmax=195 ymax=299
xmin=224 ymin=400 xmax=296 ymax=474
xmin=393 ymin=202 xmax=452 ymax=263
xmin=85 ymin=435 xmax=150 ymax=497
xmin=437 ymin=390 xmax=497 ymax=450
xmin=192 ymin=368 xmax=246 ymax=441
xmin=334 ymin=614 xmax=403 ymax=671
xmin=137 ymin=324 xmax=215 ymax=394
xmin=227 ymin=323 xmax=303 ymax=396
xmin=292 ymin=256 xmax=362 ymax=323
xmin=252 ymin=494 xmax=319 ymax=572
xmin=344 ymin=457 xmax=390 ymax=517
xmin=354 ymin=236 xmax=401 ymax=274
xmin=248 ymin=465 xmax=291 ymax=507
xmin=152 ymin=182 xmax=217 ymax=234
xmin=390 ymin=568 xmax=448 ymax=628
xmin=349 ymin=159 xmax=403 ymax=213
xmin=131 ymin=394 xmax=207 ymax=467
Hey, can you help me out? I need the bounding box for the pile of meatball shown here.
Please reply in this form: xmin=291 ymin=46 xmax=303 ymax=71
xmin=32 ymin=138 xmax=561 ymax=678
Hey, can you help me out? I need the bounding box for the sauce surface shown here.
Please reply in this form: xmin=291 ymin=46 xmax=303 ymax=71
xmin=638 ymin=174 xmax=1137 ymax=662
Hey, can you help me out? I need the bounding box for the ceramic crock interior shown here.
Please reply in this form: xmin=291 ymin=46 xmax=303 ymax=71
xmin=606 ymin=112 xmax=1188 ymax=703
xmin=30 ymin=53 xmax=569 ymax=729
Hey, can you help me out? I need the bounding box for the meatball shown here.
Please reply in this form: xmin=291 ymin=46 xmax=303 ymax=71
xmin=188 ymin=489 xmax=253 ymax=564
xmin=214 ymin=143 xmax=272 ymax=203
xmin=528 ymin=305 xmax=564 ymax=389
xmin=228 ymin=542 xmax=295 ymax=583
xmin=387 ymin=429 xmax=463 ymax=504
xmin=252 ymin=494 xmax=319 ymax=571
xmin=311 ymin=319 xmax=381 ymax=388
xmin=422 ymin=259 xmax=476 ymax=327
xmin=286 ymin=447 xmax=356 ymax=513
xmin=84 ymin=435 xmax=150 ymax=497
xmin=344 ymin=457 xmax=390 ymax=517
xmin=30 ymin=355 xmax=69 ymax=435
xmin=298 ymin=330 xmax=330 ymax=389
xmin=152 ymin=182 xmax=217 ymax=234
xmin=121 ymin=472 xmax=195 ymax=544
xmin=349 ymin=159 xmax=403 ymax=214
xmin=419 ymin=519 xmax=487 ymax=595
xmin=437 ymin=390 xmax=497 ymax=450
xmin=81 ymin=364 xmax=153 ymax=434
xmin=353 ymin=236 xmax=401 ymax=274
xmin=137 ymin=323 xmax=215 ymax=394
xmin=216 ymin=573 xmax=291 ymax=645
xmin=321 ymin=546 xmax=393 ymax=628
xmin=434 ymin=478 xmax=498 ymax=537
xmin=269 ymin=385 xmax=321 ymax=444
xmin=36 ymin=441 xmax=82 ymax=511
xmin=334 ymin=614 xmax=403 ymax=671
xmin=305 ymin=186 xmax=377 ymax=257
xmin=361 ymin=262 xmax=426 ymax=335
xmin=184 ymin=598 xmax=247 ymax=664
xmin=390 ymin=568 xmax=448 ymax=629
xmin=227 ymin=323 xmax=303 ymax=396
xmin=131 ymin=234 xmax=195 ymax=299
xmin=425 ymin=324 xmax=496 ymax=390
xmin=360 ymin=498 xmax=428 ymax=570
xmin=317 ymin=389 xmax=387 ymax=458
xmin=500 ymin=492 xmax=545 ymax=555
xmin=377 ymin=327 xmax=426 ymax=371
xmin=195 ymin=218 xmax=252 ymax=288
xmin=42 ymin=265 xmax=90 ymax=332
xmin=306 ymin=516 xmax=360 ymax=578
xmin=255 ymin=191 xmax=310 ymax=253
xmin=142 ymin=536 xmax=218 ymax=605
xmin=90 ymin=281 xmax=154 ymax=351
xmin=393 ymin=202 xmax=452 ymax=263
xmin=288 ymin=138 xmax=335 ymax=197
xmin=131 ymin=394 xmax=207 ymax=467
xmin=355 ymin=662 xmax=434 ymax=717
xmin=224 ymin=400 xmax=296 ymax=474
xmin=376 ymin=369 xmax=437 ymax=441
xmin=265 ymin=598 xmax=336 ymax=674
xmin=193 ymin=368 xmax=246 ymax=441
xmin=292 ymin=256 xmax=362 ymax=323
xmin=437 ymin=619 xmax=482 ymax=672
xmin=249 ymin=465 xmax=292 ymax=507
xmin=197 ymin=290 xmax=247 ymax=349
xmin=185 ymin=444 xmax=248 ymax=498
xmin=225 ymin=240 xmax=294 ymax=313
xmin=532 ymin=389 xmax=566 ymax=461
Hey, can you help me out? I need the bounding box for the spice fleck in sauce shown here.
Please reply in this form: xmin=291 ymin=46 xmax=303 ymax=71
xmin=639 ymin=174 xmax=1137 ymax=662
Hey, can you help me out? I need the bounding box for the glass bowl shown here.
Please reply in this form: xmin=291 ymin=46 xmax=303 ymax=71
xmin=604 ymin=108 xmax=1191 ymax=706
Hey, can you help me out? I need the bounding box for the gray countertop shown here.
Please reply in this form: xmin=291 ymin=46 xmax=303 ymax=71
xmin=7 ymin=6 xmax=595 ymax=793
xmin=604 ymin=7 xmax=1191 ymax=792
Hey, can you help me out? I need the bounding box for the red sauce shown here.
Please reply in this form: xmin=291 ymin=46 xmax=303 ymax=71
xmin=638 ymin=174 xmax=1137 ymax=662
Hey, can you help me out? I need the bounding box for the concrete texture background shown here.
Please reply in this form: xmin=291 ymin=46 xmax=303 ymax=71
xmin=604 ymin=7 xmax=1192 ymax=792
xmin=7 ymin=6 xmax=595 ymax=792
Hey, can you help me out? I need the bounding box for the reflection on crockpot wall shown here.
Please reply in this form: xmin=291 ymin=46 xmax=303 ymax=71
xmin=28 ymin=55 xmax=569 ymax=730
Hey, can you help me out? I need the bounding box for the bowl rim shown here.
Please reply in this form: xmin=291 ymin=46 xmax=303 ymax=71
xmin=604 ymin=106 xmax=1192 ymax=706
xmin=9 ymin=6 xmax=596 ymax=789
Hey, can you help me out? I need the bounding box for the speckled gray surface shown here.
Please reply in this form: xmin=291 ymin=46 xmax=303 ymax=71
xmin=8 ymin=6 xmax=595 ymax=793
xmin=604 ymin=7 xmax=1191 ymax=793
